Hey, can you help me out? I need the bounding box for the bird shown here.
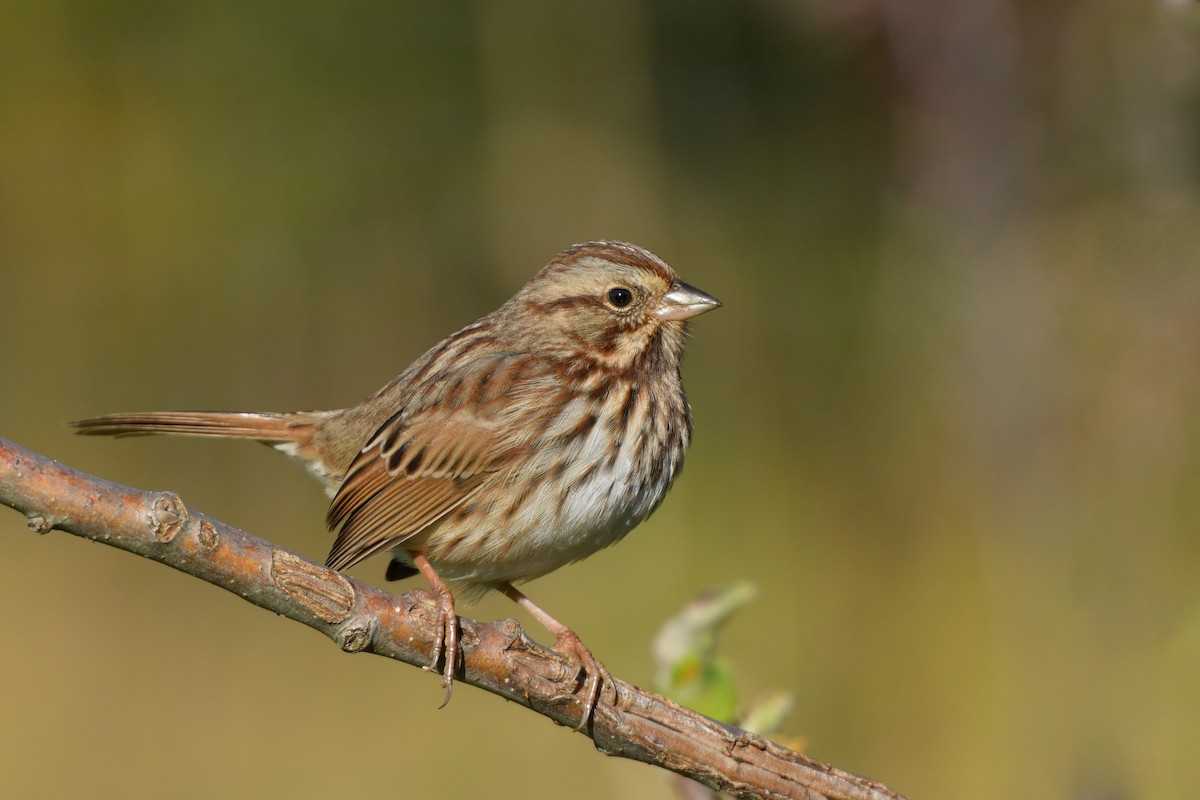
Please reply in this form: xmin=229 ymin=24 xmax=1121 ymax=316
xmin=71 ymin=240 xmax=721 ymax=727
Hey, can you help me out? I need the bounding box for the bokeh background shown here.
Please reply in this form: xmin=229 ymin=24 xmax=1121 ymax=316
xmin=3 ymin=2 xmax=1199 ymax=798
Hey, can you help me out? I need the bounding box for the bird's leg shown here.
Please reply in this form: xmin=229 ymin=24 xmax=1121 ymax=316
xmin=412 ymin=552 xmax=458 ymax=707
xmin=499 ymin=582 xmax=613 ymax=730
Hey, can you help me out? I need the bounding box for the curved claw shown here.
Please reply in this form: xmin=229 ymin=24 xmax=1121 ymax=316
xmin=431 ymin=592 xmax=458 ymax=708
xmin=497 ymin=583 xmax=612 ymax=730
xmin=412 ymin=553 xmax=459 ymax=707
xmin=553 ymin=629 xmax=612 ymax=731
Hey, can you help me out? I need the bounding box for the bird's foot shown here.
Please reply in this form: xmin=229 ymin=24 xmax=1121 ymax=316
xmin=552 ymin=628 xmax=615 ymax=731
xmin=412 ymin=553 xmax=459 ymax=707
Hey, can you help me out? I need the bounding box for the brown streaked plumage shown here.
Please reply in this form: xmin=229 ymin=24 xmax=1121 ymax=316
xmin=71 ymin=240 xmax=721 ymax=727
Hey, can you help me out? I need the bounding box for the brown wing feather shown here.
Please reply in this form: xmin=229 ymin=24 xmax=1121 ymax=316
xmin=325 ymin=475 xmax=487 ymax=569
xmin=324 ymin=411 xmax=509 ymax=571
xmin=323 ymin=341 xmax=563 ymax=573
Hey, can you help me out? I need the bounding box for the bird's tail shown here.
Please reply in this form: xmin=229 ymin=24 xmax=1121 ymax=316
xmin=70 ymin=411 xmax=306 ymax=442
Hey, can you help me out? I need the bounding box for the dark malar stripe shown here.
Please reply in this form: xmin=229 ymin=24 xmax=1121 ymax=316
xmin=619 ymin=383 xmax=639 ymax=431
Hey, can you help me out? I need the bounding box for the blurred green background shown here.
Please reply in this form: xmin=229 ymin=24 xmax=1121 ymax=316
xmin=3 ymin=2 xmax=1200 ymax=798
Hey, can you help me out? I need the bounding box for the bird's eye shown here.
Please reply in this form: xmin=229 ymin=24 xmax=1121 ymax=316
xmin=607 ymin=287 xmax=634 ymax=308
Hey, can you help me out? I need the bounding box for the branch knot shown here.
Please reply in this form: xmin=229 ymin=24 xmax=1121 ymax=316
xmin=148 ymin=492 xmax=187 ymax=542
xmin=337 ymin=623 xmax=372 ymax=653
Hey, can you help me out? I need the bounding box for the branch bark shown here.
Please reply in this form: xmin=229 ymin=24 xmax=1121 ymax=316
xmin=0 ymin=436 xmax=907 ymax=800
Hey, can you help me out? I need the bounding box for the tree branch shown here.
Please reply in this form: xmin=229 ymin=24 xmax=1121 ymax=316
xmin=0 ymin=436 xmax=907 ymax=800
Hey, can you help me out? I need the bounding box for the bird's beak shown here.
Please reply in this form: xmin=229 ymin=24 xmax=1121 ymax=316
xmin=655 ymin=279 xmax=722 ymax=321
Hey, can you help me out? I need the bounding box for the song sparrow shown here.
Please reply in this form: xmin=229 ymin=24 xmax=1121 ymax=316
xmin=72 ymin=240 xmax=721 ymax=726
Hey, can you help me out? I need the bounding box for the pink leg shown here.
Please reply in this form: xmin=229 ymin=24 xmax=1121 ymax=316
xmin=412 ymin=552 xmax=458 ymax=707
xmin=500 ymin=582 xmax=613 ymax=730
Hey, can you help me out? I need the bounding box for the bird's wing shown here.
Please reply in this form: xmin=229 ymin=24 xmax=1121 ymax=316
xmin=324 ymin=354 xmax=548 ymax=571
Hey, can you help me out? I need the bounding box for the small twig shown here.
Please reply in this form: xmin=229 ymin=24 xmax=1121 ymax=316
xmin=0 ymin=436 xmax=907 ymax=800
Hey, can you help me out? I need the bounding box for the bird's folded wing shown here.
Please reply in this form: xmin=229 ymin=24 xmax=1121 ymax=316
xmin=324 ymin=412 xmax=503 ymax=571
